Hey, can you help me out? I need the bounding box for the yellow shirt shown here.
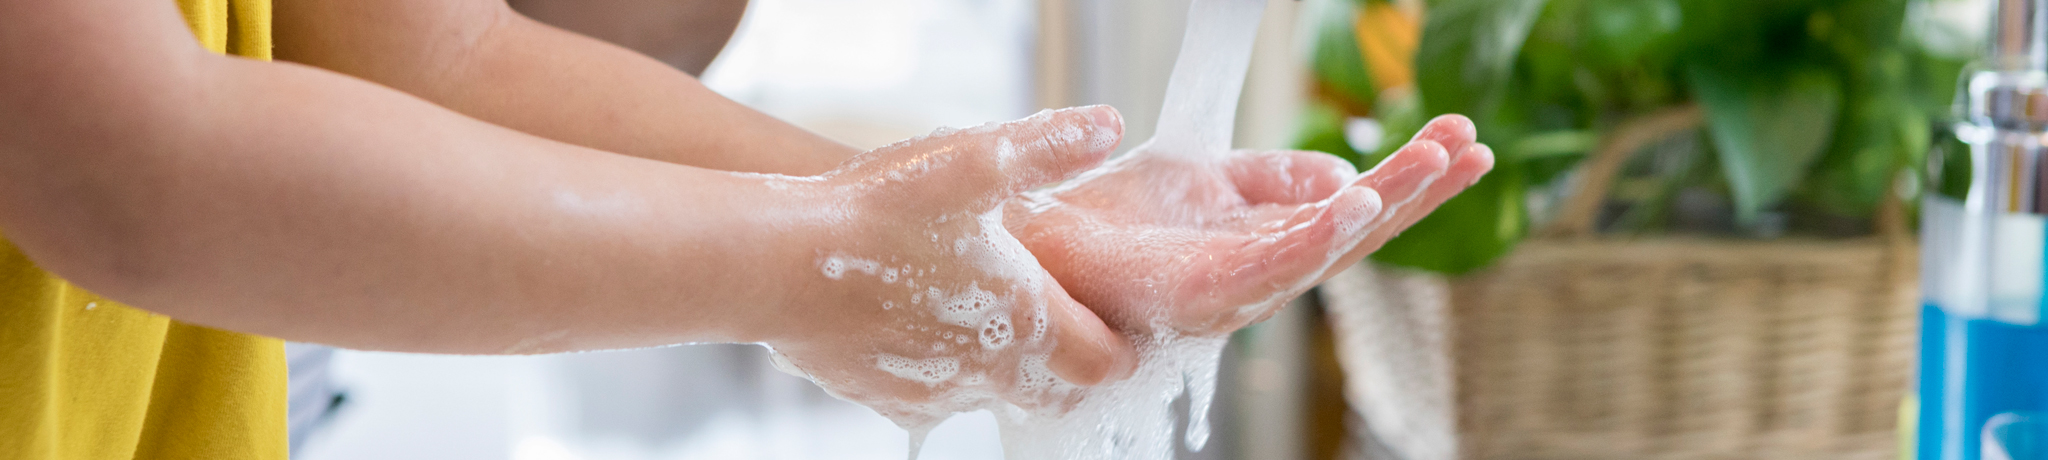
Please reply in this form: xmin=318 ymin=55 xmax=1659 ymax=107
xmin=0 ymin=1 xmax=287 ymax=459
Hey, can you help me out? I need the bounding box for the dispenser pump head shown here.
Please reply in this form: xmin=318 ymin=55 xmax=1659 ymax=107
xmin=1992 ymin=0 xmax=2048 ymax=71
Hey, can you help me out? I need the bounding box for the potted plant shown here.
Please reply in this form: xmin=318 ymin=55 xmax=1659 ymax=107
xmin=1297 ymin=0 xmax=1975 ymax=458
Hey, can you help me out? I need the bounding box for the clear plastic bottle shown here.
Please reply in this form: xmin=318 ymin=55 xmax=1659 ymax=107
xmin=1915 ymin=1 xmax=2048 ymax=459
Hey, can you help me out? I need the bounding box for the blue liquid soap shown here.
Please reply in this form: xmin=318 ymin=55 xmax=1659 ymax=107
xmin=1913 ymin=2 xmax=2048 ymax=457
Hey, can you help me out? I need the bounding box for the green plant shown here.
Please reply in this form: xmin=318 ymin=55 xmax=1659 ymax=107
xmin=1297 ymin=0 xmax=1969 ymax=274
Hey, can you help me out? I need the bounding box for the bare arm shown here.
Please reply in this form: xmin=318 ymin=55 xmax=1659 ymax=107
xmin=508 ymin=0 xmax=746 ymax=76
xmin=256 ymin=0 xmax=1496 ymax=360
xmin=0 ymin=0 xmax=811 ymax=354
xmin=0 ymin=0 xmax=1135 ymax=390
xmin=272 ymin=0 xmax=858 ymax=176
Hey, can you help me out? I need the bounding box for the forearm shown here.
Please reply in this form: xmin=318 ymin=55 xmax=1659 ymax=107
xmin=508 ymin=0 xmax=747 ymax=76
xmin=1 ymin=45 xmax=808 ymax=354
xmin=273 ymin=1 xmax=859 ymax=176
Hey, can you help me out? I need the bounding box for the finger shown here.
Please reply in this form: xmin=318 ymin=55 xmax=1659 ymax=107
xmin=1226 ymin=150 xmax=1360 ymax=206
xmin=991 ymin=105 xmax=1125 ymax=193
xmin=1355 ymin=139 xmax=1451 ymax=211
xmin=1042 ymin=280 xmax=1137 ymax=385
xmin=853 ymin=105 xmax=1124 ymax=210
xmin=1180 ymin=186 xmax=1382 ymax=332
xmin=1319 ymin=142 xmax=1495 ymax=280
xmin=1393 ymin=143 xmax=1495 ymax=231
xmin=1350 ymin=116 xmax=1470 ymax=210
xmin=1294 ymin=138 xmax=1454 ymax=283
xmin=1409 ymin=115 xmax=1478 ymax=162
xmin=1365 ymin=117 xmax=1484 ymax=240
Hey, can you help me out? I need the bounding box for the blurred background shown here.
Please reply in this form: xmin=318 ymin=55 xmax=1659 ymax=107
xmin=288 ymin=0 xmax=1992 ymax=459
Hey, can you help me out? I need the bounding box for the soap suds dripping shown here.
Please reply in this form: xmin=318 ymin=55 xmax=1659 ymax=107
xmin=995 ymin=333 xmax=1232 ymax=459
xmin=982 ymin=0 xmax=1274 ymax=458
xmin=778 ymin=207 xmax=1080 ymax=460
xmin=776 ymin=0 xmax=1274 ymax=457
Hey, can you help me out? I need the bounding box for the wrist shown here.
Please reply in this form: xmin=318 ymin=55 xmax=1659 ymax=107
xmin=712 ymin=172 xmax=846 ymax=345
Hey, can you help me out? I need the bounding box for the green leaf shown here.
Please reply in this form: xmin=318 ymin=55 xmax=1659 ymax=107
xmin=1415 ymin=0 xmax=1550 ymax=120
xmin=1687 ymin=63 xmax=1844 ymax=225
xmin=1521 ymin=0 xmax=1587 ymax=101
xmin=1672 ymin=0 xmax=1812 ymax=63
xmin=1672 ymin=0 xmax=1759 ymax=61
xmin=1308 ymin=0 xmax=1377 ymax=110
xmin=1930 ymin=128 xmax=1972 ymax=201
xmin=1804 ymin=116 xmax=1911 ymax=216
xmin=1907 ymin=48 xmax=1969 ymax=120
xmin=1366 ymin=88 xmax=1427 ymax=163
xmin=1801 ymin=47 xmax=1928 ymax=218
xmin=1370 ymin=162 xmax=1526 ymax=274
xmin=1586 ymin=0 xmax=1682 ymax=65
xmin=1824 ymin=0 xmax=1908 ymax=51
xmin=1511 ymin=130 xmax=1599 ymax=159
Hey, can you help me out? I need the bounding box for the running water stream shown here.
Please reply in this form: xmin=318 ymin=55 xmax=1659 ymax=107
xmin=781 ymin=0 xmax=1275 ymax=458
xmin=993 ymin=0 xmax=1274 ymax=458
xmin=1150 ymin=0 xmax=1270 ymax=161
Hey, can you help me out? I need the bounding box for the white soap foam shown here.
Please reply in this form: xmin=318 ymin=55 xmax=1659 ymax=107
xmin=984 ymin=0 xmax=1272 ymax=456
xmin=1030 ymin=303 xmax=1049 ymax=342
xmin=935 ymin=284 xmax=1001 ymax=328
xmin=795 ymin=204 xmax=1079 ymax=459
xmin=786 ymin=2 xmax=1275 ymax=458
xmin=1010 ymin=353 xmax=1070 ymax=395
xmin=995 ymin=333 xmax=1232 ymax=459
xmin=767 ymin=347 xmax=811 ymax=379
xmin=820 ymin=253 xmax=885 ymax=280
xmin=979 ymin=315 xmax=1014 ymax=350
xmin=821 ymin=258 xmax=846 ymax=279
xmin=876 ymin=354 xmax=962 ymax=385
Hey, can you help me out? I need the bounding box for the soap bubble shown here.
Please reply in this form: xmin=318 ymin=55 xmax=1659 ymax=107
xmin=821 ymin=258 xmax=845 ymax=279
xmin=875 ymin=354 xmax=961 ymax=386
xmin=980 ymin=315 xmax=1013 ymax=350
xmin=778 ymin=3 xmax=1277 ymax=455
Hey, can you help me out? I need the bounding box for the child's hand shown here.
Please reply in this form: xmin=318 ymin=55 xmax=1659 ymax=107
xmin=752 ymin=106 xmax=1136 ymax=429
xmin=1005 ymin=115 xmax=1494 ymax=336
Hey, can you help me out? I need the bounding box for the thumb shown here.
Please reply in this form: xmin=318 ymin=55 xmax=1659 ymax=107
xmin=989 ymin=105 xmax=1124 ymax=195
xmin=852 ymin=105 xmax=1124 ymax=210
xmin=1041 ymin=280 xmax=1137 ymax=386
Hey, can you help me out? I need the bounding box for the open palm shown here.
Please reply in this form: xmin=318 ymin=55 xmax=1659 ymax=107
xmin=1004 ymin=115 xmax=1493 ymax=336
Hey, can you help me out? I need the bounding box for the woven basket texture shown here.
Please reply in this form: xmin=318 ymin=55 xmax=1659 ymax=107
xmin=1321 ymin=238 xmax=1918 ymax=460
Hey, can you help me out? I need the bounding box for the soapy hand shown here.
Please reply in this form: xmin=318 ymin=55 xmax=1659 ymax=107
xmin=1006 ymin=115 xmax=1493 ymax=336
xmin=754 ymin=106 xmax=1138 ymax=431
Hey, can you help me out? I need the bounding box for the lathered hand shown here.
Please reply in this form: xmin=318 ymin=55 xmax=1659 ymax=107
xmin=1006 ymin=115 xmax=1494 ymax=336
xmin=757 ymin=106 xmax=1139 ymax=430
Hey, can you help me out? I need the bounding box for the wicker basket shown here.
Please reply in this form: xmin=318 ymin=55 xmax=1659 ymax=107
xmin=1320 ymin=237 xmax=1918 ymax=460
xmin=1317 ymin=104 xmax=1921 ymax=460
